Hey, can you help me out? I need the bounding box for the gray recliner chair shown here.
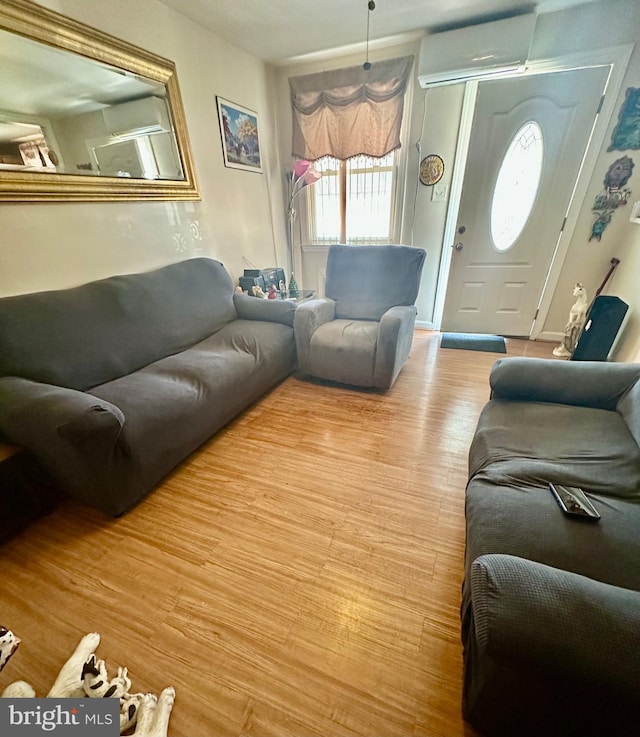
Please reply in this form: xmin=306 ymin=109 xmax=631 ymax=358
xmin=294 ymin=244 xmax=426 ymax=389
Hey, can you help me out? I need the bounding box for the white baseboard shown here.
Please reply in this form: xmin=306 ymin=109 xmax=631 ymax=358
xmin=415 ymin=320 xmax=434 ymax=330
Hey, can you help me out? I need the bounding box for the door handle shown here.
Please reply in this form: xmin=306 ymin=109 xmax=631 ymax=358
xmin=454 ymin=242 xmax=464 ymax=251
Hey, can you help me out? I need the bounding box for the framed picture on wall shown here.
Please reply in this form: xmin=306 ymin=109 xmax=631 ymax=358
xmin=216 ymin=96 xmax=262 ymax=173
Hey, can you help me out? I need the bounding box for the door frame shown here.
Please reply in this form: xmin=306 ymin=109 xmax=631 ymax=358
xmin=432 ymin=44 xmax=634 ymax=336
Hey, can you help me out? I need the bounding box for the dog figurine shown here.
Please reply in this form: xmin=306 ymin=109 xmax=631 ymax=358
xmin=0 ymin=627 xmax=20 ymax=673
xmin=0 ymin=628 xmax=175 ymax=737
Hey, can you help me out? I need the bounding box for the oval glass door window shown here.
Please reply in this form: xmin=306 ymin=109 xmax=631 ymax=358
xmin=491 ymin=121 xmax=544 ymax=251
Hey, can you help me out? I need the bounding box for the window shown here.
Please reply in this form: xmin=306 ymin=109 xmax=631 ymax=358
xmin=309 ymin=152 xmax=397 ymax=244
xmin=491 ymin=121 xmax=544 ymax=252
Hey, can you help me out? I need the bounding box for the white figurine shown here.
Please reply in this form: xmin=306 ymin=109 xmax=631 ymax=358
xmin=0 ymin=626 xmax=20 ymax=672
xmin=553 ymin=283 xmax=589 ymax=358
xmin=0 ymin=628 xmax=175 ymax=737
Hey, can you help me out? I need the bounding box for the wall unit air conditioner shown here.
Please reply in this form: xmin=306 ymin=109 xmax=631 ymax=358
xmin=102 ymin=96 xmax=171 ymax=136
xmin=418 ymin=14 xmax=536 ymax=88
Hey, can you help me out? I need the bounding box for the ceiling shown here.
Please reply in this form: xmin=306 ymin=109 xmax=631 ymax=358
xmin=157 ymin=0 xmax=602 ymax=64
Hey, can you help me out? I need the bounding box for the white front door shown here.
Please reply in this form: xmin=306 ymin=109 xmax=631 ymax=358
xmin=442 ymin=67 xmax=609 ymax=336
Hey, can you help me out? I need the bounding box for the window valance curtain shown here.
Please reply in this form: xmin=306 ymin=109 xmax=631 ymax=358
xmin=289 ymin=56 xmax=414 ymax=161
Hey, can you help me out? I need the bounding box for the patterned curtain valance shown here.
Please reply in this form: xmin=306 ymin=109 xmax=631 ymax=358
xmin=289 ymin=56 xmax=414 ymax=161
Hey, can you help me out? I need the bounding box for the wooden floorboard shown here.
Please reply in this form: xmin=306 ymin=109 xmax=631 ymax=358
xmin=0 ymin=331 xmax=554 ymax=736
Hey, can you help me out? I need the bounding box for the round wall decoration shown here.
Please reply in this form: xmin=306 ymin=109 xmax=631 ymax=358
xmin=419 ymin=154 xmax=444 ymax=186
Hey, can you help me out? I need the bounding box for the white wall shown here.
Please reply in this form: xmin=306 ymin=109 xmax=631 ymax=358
xmin=0 ymin=0 xmax=287 ymax=297
xmin=610 ymin=220 xmax=640 ymax=362
xmin=529 ymin=0 xmax=640 ymax=352
xmin=4 ymin=0 xmax=639 ymax=363
xmin=401 ymin=83 xmax=464 ymax=326
xmin=272 ymin=42 xmax=464 ymax=326
xmin=419 ymin=0 xmax=640 ymax=349
xmin=272 ymin=0 xmax=640 ymax=338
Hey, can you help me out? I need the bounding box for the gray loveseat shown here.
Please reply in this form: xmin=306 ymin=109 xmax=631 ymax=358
xmin=463 ymin=358 xmax=640 ymax=737
xmin=0 ymin=258 xmax=296 ymax=516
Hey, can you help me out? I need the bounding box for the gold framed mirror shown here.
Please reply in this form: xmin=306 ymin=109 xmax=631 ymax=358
xmin=0 ymin=0 xmax=199 ymax=202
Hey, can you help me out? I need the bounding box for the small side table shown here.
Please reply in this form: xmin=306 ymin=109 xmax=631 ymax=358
xmin=0 ymin=442 xmax=57 ymax=542
xmin=281 ymin=288 xmax=316 ymax=304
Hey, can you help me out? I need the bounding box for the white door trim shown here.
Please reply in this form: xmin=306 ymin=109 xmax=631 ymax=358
xmin=432 ymin=80 xmax=478 ymax=330
xmin=432 ymin=44 xmax=634 ymax=336
xmin=527 ymin=44 xmax=633 ymax=339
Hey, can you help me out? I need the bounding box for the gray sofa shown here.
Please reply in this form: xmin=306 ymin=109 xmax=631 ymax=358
xmin=462 ymin=357 xmax=640 ymax=737
xmin=0 ymin=258 xmax=296 ymax=516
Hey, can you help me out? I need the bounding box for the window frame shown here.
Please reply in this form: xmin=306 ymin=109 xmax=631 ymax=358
xmin=490 ymin=120 xmax=545 ymax=252
xmin=306 ymin=151 xmax=400 ymax=246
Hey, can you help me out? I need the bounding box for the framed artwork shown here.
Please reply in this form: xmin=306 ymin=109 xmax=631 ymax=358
xmin=630 ymin=201 xmax=640 ymax=224
xmin=216 ymin=96 xmax=262 ymax=173
xmin=608 ymin=87 xmax=640 ymax=152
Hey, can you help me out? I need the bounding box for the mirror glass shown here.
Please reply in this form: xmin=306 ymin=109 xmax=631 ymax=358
xmin=0 ymin=0 xmax=199 ymax=201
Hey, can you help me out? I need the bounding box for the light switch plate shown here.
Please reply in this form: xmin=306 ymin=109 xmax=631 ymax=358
xmin=432 ymin=183 xmax=448 ymax=202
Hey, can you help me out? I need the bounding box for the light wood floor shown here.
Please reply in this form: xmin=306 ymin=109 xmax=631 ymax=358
xmin=0 ymin=332 xmax=554 ymax=736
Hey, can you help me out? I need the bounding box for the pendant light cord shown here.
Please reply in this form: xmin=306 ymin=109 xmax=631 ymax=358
xmin=363 ymin=0 xmax=375 ymax=70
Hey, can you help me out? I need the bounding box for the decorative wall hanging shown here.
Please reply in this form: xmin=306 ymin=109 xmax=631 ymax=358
xmin=589 ymin=155 xmax=634 ymax=241
xmin=630 ymin=200 xmax=640 ymax=224
xmin=216 ymin=97 xmax=262 ymax=173
xmin=419 ymin=154 xmax=444 ymax=186
xmin=608 ymin=87 xmax=640 ymax=152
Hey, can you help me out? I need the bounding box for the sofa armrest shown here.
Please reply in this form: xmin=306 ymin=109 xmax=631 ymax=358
xmin=489 ymin=357 xmax=640 ymax=409
xmin=293 ymin=298 xmax=336 ymax=374
xmin=470 ymin=554 xmax=640 ymax=694
xmin=0 ymin=376 xmax=125 ymax=492
xmin=233 ymin=292 xmax=297 ymax=327
xmin=373 ymin=305 xmax=417 ymax=389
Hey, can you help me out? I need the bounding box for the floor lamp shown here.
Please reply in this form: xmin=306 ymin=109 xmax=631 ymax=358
xmin=286 ymin=160 xmax=321 ymax=289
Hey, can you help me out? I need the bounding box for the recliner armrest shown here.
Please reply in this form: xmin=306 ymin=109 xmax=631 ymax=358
xmin=489 ymin=357 xmax=640 ymax=409
xmin=293 ymin=298 xmax=336 ymax=373
xmin=373 ymin=305 xmax=417 ymax=389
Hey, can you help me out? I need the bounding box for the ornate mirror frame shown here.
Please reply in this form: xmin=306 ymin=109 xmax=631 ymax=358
xmin=0 ymin=0 xmax=199 ymax=202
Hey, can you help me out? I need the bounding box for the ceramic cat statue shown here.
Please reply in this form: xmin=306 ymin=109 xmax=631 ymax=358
xmin=553 ymin=283 xmax=589 ymax=358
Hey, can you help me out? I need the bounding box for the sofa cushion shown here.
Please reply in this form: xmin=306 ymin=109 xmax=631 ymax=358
xmin=465 ymin=475 xmax=640 ymax=594
xmin=470 ymin=399 xmax=640 ymax=499
xmin=91 ymin=319 xmax=295 ymax=490
xmin=309 ymin=319 xmax=378 ymax=386
xmin=0 ymin=258 xmax=237 ymax=391
xmin=618 ymin=379 xmax=640 ymax=448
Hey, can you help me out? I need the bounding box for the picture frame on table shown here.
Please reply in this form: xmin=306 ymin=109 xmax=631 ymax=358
xmin=216 ymin=96 xmax=262 ymax=173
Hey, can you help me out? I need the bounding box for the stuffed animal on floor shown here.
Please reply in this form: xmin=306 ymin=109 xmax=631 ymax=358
xmin=0 ymin=628 xmax=175 ymax=737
